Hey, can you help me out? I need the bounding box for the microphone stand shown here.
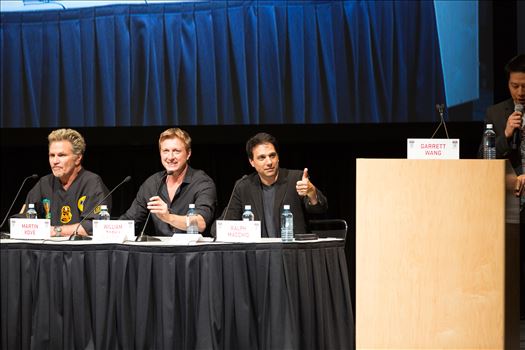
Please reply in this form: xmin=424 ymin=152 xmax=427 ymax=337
xmin=0 ymin=174 xmax=39 ymax=239
xmin=221 ymin=175 xmax=248 ymax=221
xmin=431 ymin=103 xmax=449 ymax=139
xmin=212 ymin=175 xmax=248 ymax=241
xmin=135 ymin=171 xmax=173 ymax=242
xmin=69 ymin=176 xmax=131 ymax=241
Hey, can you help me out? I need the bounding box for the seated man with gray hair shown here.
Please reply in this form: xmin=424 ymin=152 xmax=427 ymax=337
xmin=21 ymin=128 xmax=111 ymax=237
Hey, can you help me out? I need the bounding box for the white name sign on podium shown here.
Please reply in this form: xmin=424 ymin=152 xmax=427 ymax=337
xmin=10 ymin=218 xmax=51 ymax=239
xmin=216 ymin=220 xmax=261 ymax=242
xmin=407 ymin=138 xmax=460 ymax=159
xmin=93 ymin=220 xmax=135 ymax=243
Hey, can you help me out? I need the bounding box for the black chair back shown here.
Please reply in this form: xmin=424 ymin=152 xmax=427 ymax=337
xmin=308 ymin=219 xmax=348 ymax=241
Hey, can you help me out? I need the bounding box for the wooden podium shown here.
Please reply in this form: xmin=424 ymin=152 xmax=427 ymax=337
xmin=356 ymin=159 xmax=519 ymax=349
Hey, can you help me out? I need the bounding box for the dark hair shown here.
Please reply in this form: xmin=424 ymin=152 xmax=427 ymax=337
xmin=245 ymin=132 xmax=279 ymax=159
xmin=505 ymin=54 xmax=525 ymax=80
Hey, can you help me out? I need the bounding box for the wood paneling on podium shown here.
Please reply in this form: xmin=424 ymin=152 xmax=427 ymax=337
xmin=356 ymin=159 xmax=519 ymax=349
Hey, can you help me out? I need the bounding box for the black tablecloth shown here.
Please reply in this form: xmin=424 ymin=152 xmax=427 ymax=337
xmin=1 ymin=240 xmax=354 ymax=350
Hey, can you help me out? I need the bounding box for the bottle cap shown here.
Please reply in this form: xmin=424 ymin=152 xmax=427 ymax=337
xmin=283 ymin=204 xmax=290 ymax=210
xmin=189 ymin=203 xmax=196 ymax=209
xmin=244 ymin=205 xmax=251 ymax=210
xmin=100 ymin=205 xmax=108 ymax=210
xmin=28 ymin=203 xmax=35 ymax=208
xmin=486 ymin=123 xmax=493 ymax=129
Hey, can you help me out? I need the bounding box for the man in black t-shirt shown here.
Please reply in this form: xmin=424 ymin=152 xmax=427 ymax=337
xmin=21 ymin=129 xmax=110 ymax=237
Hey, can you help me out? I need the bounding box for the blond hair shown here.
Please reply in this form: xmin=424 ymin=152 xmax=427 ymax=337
xmin=158 ymin=128 xmax=192 ymax=151
xmin=48 ymin=129 xmax=86 ymax=155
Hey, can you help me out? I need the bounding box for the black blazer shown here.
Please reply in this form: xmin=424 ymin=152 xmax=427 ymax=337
xmin=220 ymin=168 xmax=328 ymax=236
xmin=482 ymin=98 xmax=522 ymax=174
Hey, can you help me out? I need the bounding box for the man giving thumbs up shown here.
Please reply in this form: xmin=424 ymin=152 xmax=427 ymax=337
xmin=218 ymin=132 xmax=327 ymax=237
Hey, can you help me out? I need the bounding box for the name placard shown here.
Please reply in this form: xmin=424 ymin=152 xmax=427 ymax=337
xmin=216 ymin=220 xmax=261 ymax=242
xmin=10 ymin=218 xmax=51 ymax=239
xmin=407 ymin=138 xmax=460 ymax=159
xmin=93 ymin=220 xmax=134 ymax=243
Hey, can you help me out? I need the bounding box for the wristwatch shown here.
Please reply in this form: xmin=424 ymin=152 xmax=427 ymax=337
xmin=54 ymin=226 xmax=62 ymax=237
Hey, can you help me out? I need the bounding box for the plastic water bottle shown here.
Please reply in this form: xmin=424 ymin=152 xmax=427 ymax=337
xmin=483 ymin=124 xmax=496 ymax=159
xmin=242 ymin=205 xmax=254 ymax=221
xmin=26 ymin=203 xmax=38 ymax=219
xmin=186 ymin=204 xmax=199 ymax=234
xmin=280 ymin=205 xmax=293 ymax=242
xmin=99 ymin=205 xmax=110 ymax=220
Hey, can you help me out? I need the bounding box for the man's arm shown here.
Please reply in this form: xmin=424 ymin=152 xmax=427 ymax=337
xmin=485 ymin=103 xmax=522 ymax=158
xmin=52 ymin=223 xmax=87 ymax=237
xmin=148 ymin=177 xmax=217 ymax=233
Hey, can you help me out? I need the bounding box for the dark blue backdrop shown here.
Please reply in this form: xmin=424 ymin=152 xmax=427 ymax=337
xmin=0 ymin=0 xmax=445 ymax=127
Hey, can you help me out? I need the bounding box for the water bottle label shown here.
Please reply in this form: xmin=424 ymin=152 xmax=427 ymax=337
xmin=242 ymin=211 xmax=255 ymax=221
xmin=281 ymin=229 xmax=293 ymax=242
xmin=187 ymin=226 xmax=199 ymax=234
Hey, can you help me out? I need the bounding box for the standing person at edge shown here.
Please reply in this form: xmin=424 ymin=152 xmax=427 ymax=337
xmin=120 ymin=128 xmax=217 ymax=236
xmin=219 ymin=132 xmax=327 ymax=237
xmin=481 ymin=54 xmax=525 ymax=319
xmin=482 ymin=54 xmax=525 ymax=174
xmin=21 ymin=128 xmax=111 ymax=237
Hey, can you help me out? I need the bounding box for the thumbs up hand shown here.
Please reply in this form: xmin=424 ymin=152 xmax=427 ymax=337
xmin=296 ymin=168 xmax=318 ymax=204
xmin=302 ymin=168 xmax=309 ymax=182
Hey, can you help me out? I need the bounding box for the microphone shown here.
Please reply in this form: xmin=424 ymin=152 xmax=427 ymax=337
xmin=135 ymin=171 xmax=173 ymax=242
xmin=511 ymin=104 xmax=524 ymax=150
xmin=69 ymin=175 xmax=131 ymax=241
xmin=0 ymin=174 xmax=38 ymax=239
xmin=221 ymin=175 xmax=248 ymax=221
xmin=430 ymin=103 xmax=449 ymax=139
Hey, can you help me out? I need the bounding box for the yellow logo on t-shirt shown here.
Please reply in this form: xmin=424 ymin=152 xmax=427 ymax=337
xmin=60 ymin=206 xmax=72 ymax=224
xmin=77 ymin=196 xmax=86 ymax=212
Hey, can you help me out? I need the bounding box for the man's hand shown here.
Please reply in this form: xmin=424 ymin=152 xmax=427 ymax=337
xmin=515 ymin=175 xmax=525 ymax=197
xmin=147 ymin=196 xmax=170 ymax=220
xmin=504 ymin=110 xmax=523 ymax=138
xmin=296 ymin=168 xmax=318 ymax=205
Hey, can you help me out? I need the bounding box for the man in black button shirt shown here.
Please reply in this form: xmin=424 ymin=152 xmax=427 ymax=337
xmin=220 ymin=132 xmax=327 ymax=237
xmin=120 ymin=128 xmax=216 ymax=236
xmin=22 ymin=129 xmax=111 ymax=237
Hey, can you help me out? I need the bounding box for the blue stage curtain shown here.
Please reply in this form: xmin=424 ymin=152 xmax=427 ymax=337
xmin=0 ymin=1 xmax=445 ymax=127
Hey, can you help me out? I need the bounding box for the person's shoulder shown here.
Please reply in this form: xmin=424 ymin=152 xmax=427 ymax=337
xmin=188 ymin=167 xmax=215 ymax=184
xmin=143 ymin=171 xmax=165 ymax=184
xmin=284 ymin=168 xmax=302 ymax=179
xmin=487 ymin=98 xmax=514 ymax=114
xmin=81 ymin=169 xmax=101 ymax=179
xmin=34 ymin=173 xmax=55 ymax=186
xmin=79 ymin=169 xmax=109 ymax=185
xmin=239 ymin=172 xmax=258 ymax=187
xmin=40 ymin=173 xmax=55 ymax=181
